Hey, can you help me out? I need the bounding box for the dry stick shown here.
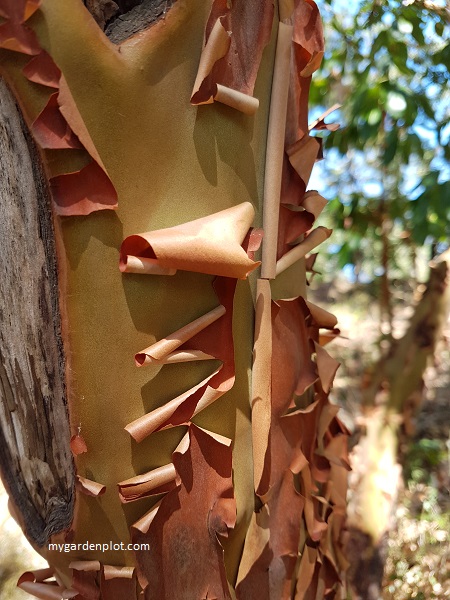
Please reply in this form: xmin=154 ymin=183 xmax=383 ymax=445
xmin=261 ymin=21 xmax=293 ymax=279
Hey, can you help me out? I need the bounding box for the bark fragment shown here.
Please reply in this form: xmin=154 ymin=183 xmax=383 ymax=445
xmin=132 ymin=425 xmax=236 ymax=600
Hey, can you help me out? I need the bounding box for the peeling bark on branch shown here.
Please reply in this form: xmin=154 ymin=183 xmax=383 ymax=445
xmin=0 ymin=79 xmax=74 ymax=548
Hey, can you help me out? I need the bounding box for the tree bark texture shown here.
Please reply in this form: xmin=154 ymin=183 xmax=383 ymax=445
xmin=0 ymin=79 xmax=74 ymax=548
xmin=0 ymin=1 xmax=348 ymax=598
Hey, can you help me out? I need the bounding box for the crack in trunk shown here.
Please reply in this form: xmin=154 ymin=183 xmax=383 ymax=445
xmin=84 ymin=0 xmax=176 ymax=42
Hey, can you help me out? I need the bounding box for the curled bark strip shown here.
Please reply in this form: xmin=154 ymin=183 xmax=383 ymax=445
xmin=301 ymin=190 xmax=328 ymax=218
xmin=118 ymin=255 xmax=177 ymax=275
xmin=17 ymin=581 xmax=68 ymax=600
xmin=131 ymin=499 xmax=162 ymax=535
xmin=251 ymin=279 xmax=273 ymax=495
xmin=214 ymin=84 xmax=260 ymax=115
xmin=126 ymin=367 xmax=230 ymax=442
xmin=191 ymin=0 xmax=274 ymax=113
xmin=0 ymin=1 xmax=41 ymax=55
xmin=261 ymin=22 xmax=293 ymax=280
xmin=306 ymin=301 xmax=338 ymax=329
xmin=0 ymin=21 xmax=40 ymax=54
xmin=126 ymin=276 xmax=237 ymax=441
xmin=118 ymin=463 xmax=178 ymax=502
xmin=76 ymin=475 xmax=106 ymax=497
xmin=308 ymin=103 xmax=341 ymax=132
xmin=143 ymin=350 xmax=216 ymax=364
xmin=120 ymin=202 xmax=258 ymax=279
xmin=276 ymin=0 xmax=330 ymax=269
xmin=17 ymin=569 xmax=55 ymax=585
xmin=132 ymin=425 xmax=235 ymax=599
xmin=101 ymin=565 xmax=137 ymax=599
xmin=319 ymin=329 xmax=341 ymax=346
xmin=292 ymin=0 xmax=324 ymax=77
xmin=0 ymin=0 xmax=40 ymax=21
xmin=314 ymin=342 xmax=340 ymax=394
xmin=275 ymin=226 xmax=332 ymax=276
xmin=277 ymin=204 xmax=315 ymax=260
xmin=191 ymin=18 xmax=231 ymax=105
xmin=246 ymin=227 xmax=264 ymax=261
xmin=135 ymin=305 xmax=226 ymax=366
xmin=103 ymin=565 xmax=134 ymax=579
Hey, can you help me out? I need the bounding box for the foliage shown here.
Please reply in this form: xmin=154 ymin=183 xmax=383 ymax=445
xmin=312 ymin=0 xmax=450 ymax=284
xmin=403 ymin=437 xmax=447 ymax=484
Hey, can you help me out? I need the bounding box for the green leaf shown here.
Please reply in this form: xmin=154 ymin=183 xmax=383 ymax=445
xmin=432 ymin=43 xmax=450 ymax=67
xmin=382 ymin=128 xmax=398 ymax=165
xmin=411 ymin=22 xmax=425 ymax=45
xmin=371 ymin=30 xmax=389 ymax=57
xmin=434 ymin=20 xmax=444 ymax=37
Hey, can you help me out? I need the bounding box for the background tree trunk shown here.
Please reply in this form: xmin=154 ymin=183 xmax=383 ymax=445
xmin=346 ymin=251 xmax=450 ymax=600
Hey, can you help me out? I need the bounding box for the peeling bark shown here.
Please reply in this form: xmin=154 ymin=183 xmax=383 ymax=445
xmin=0 ymin=79 xmax=74 ymax=547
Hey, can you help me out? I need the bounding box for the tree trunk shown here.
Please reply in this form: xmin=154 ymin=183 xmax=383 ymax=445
xmin=0 ymin=79 xmax=74 ymax=549
xmin=0 ymin=1 xmax=349 ymax=598
xmin=346 ymin=251 xmax=450 ymax=599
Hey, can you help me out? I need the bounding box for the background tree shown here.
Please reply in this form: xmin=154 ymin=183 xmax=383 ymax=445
xmin=313 ymin=0 xmax=450 ymax=332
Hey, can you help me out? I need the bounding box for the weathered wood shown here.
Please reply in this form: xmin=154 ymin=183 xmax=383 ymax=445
xmin=84 ymin=0 xmax=120 ymax=30
xmin=0 ymin=79 xmax=74 ymax=547
xmin=84 ymin=0 xmax=176 ymax=41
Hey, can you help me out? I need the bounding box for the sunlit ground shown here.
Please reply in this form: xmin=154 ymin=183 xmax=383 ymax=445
xmin=0 ymin=483 xmax=47 ymax=600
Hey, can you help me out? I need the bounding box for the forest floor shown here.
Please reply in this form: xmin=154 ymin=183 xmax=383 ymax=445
xmin=0 ymin=280 xmax=449 ymax=599
xmin=311 ymin=278 xmax=450 ymax=600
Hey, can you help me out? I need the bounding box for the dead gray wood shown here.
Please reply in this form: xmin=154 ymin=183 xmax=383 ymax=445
xmin=83 ymin=0 xmax=176 ymax=42
xmin=0 ymin=79 xmax=74 ymax=547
